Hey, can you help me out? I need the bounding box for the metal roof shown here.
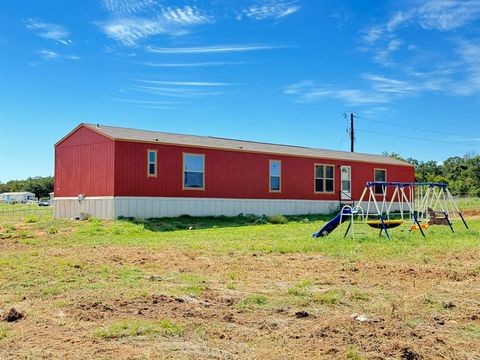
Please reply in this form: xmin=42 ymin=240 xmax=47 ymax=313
xmin=82 ymin=123 xmax=412 ymax=166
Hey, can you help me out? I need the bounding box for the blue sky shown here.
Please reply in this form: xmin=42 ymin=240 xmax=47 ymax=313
xmin=1 ymin=0 xmax=479 ymax=182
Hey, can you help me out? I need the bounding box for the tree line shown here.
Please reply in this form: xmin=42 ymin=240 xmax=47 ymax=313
xmin=384 ymin=152 xmax=480 ymax=196
xmin=0 ymin=176 xmax=54 ymax=199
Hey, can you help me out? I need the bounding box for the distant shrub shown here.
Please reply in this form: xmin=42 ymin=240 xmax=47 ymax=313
xmin=267 ymin=214 xmax=288 ymax=224
xmin=161 ymin=224 xmax=177 ymax=232
xmin=254 ymin=217 xmax=268 ymax=225
xmin=242 ymin=213 xmax=268 ymax=225
xmin=117 ymin=216 xmax=135 ymax=221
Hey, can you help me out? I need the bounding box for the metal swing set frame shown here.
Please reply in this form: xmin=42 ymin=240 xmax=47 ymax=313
xmin=339 ymin=182 xmax=469 ymax=240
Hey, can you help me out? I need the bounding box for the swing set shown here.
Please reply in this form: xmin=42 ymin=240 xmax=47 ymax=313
xmin=314 ymin=182 xmax=469 ymax=240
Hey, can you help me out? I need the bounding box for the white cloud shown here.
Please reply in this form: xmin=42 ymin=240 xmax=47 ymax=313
xmin=284 ymin=72 xmax=453 ymax=106
xmin=101 ymin=0 xmax=157 ymax=15
xmin=99 ymin=5 xmax=211 ymax=45
xmin=450 ymin=39 xmax=480 ymax=95
xmin=25 ymin=19 xmax=72 ymax=45
xmin=162 ymin=6 xmax=211 ymax=25
xmin=141 ymin=61 xmax=246 ymax=67
xmin=417 ymin=0 xmax=480 ymax=30
xmin=242 ymin=0 xmax=300 ymax=20
xmin=131 ymin=84 xmax=223 ymax=97
xmin=373 ymin=38 xmax=403 ymax=65
xmin=31 ymin=50 xmax=80 ymax=64
xmin=136 ymin=80 xmax=231 ymax=86
xmin=284 ymin=80 xmax=390 ymax=105
xmin=101 ymin=17 xmax=166 ymax=46
xmin=146 ymin=44 xmax=280 ymax=54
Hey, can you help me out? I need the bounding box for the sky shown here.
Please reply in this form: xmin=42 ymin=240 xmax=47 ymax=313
xmin=1 ymin=0 xmax=479 ymax=182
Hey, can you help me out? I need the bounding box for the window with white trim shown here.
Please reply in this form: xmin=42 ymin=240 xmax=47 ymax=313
xmin=147 ymin=150 xmax=157 ymax=177
xmin=315 ymin=164 xmax=334 ymax=193
xmin=184 ymin=154 xmax=205 ymax=189
xmin=269 ymin=160 xmax=281 ymax=192
xmin=374 ymin=169 xmax=387 ymax=194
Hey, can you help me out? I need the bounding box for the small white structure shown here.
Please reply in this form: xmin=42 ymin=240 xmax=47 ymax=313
xmin=0 ymin=192 xmax=36 ymax=204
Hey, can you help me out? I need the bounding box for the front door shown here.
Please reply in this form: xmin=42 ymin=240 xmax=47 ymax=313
xmin=340 ymin=166 xmax=352 ymax=200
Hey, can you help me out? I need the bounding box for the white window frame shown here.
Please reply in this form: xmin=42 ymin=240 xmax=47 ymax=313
xmin=183 ymin=153 xmax=205 ymax=190
xmin=269 ymin=160 xmax=282 ymax=193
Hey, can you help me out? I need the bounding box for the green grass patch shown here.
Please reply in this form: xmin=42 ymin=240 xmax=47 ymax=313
xmin=235 ymin=294 xmax=269 ymax=310
xmin=461 ymin=324 xmax=480 ymax=338
xmin=93 ymin=319 xmax=183 ymax=339
xmin=287 ymin=279 xmax=313 ymax=298
xmin=313 ymin=289 xmax=345 ymax=305
xmin=346 ymin=346 xmax=364 ymax=360
xmin=0 ymin=324 xmax=8 ymax=340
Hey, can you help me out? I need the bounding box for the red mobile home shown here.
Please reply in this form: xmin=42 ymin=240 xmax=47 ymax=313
xmin=54 ymin=124 xmax=414 ymax=219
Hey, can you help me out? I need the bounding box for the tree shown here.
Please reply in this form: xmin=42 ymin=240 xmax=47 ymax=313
xmin=383 ymin=152 xmax=480 ymax=195
xmin=1 ymin=176 xmax=54 ymax=199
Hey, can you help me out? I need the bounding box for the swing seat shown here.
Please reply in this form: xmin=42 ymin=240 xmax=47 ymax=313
xmin=411 ymin=223 xmax=429 ymax=231
xmin=366 ymin=220 xmax=404 ymax=229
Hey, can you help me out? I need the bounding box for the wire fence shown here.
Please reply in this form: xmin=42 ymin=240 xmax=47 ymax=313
xmin=0 ymin=204 xmax=53 ymax=224
xmin=0 ymin=196 xmax=477 ymax=225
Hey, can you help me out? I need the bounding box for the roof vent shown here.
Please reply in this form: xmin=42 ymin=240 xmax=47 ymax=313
xmin=96 ymin=123 xmax=99 ymax=128
xmin=154 ymin=138 xmax=159 ymax=142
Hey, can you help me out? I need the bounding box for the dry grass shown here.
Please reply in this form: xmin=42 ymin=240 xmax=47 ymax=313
xmin=0 ymin=212 xmax=479 ymax=359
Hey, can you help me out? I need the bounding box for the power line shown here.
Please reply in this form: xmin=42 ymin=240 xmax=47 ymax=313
xmin=356 ymin=129 xmax=478 ymax=146
xmin=357 ymin=115 xmax=476 ymax=139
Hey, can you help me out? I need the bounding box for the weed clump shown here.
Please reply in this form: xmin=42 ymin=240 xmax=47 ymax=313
xmin=0 ymin=325 xmax=8 ymax=339
xmin=25 ymin=215 xmax=38 ymax=223
xmin=235 ymin=294 xmax=269 ymax=310
xmin=47 ymin=226 xmax=58 ymax=234
xmin=267 ymin=214 xmax=288 ymax=224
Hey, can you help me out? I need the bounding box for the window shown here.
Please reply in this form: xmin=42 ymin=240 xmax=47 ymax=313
xmin=147 ymin=150 xmax=157 ymax=177
xmin=315 ymin=164 xmax=335 ymax=193
xmin=269 ymin=160 xmax=281 ymax=192
xmin=374 ymin=169 xmax=387 ymax=194
xmin=183 ymin=154 xmax=205 ymax=189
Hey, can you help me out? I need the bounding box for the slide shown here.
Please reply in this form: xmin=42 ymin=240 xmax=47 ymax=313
xmin=313 ymin=208 xmax=352 ymax=238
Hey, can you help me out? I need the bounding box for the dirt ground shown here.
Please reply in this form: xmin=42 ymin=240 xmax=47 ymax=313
xmin=1 ymin=218 xmax=480 ymax=359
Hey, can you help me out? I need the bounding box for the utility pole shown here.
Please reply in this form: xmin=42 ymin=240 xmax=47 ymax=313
xmin=349 ymin=112 xmax=355 ymax=152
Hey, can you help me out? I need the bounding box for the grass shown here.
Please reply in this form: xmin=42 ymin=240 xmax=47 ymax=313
xmin=461 ymin=324 xmax=480 ymax=338
xmin=455 ymin=196 xmax=480 ymax=210
xmin=235 ymin=294 xmax=269 ymax=310
xmin=0 ymin=204 xmax=479 ymax=358
xmin=0 ymin=325 xmax=8 ymax=340
xmin=93 ymin=319 xmax=183 ymax=339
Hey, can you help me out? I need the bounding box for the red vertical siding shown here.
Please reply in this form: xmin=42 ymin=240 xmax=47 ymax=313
xmin=54 ymin=126 xmax=115 ymax=197
xmin=113 ymin=140 xmax=415 ymax=200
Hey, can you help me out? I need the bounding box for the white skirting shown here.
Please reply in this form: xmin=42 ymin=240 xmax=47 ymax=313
xmin=54 ymin=196 xmax=411 ymax=219
xmin=53 ymin=196 xmax=341 ymax=219
xmin=54 ymin=197 xmax=115 ymax=219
